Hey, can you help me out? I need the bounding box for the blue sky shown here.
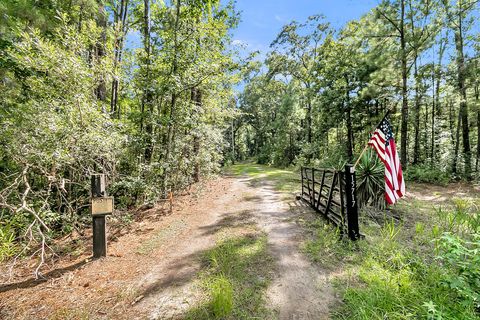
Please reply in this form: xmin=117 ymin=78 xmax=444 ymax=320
xmin=231 ymin=0 xmax=379 ymax=56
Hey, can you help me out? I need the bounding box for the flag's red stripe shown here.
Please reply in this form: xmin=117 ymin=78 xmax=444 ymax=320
xmin=367 ymin=123 xmax=405 ymax=205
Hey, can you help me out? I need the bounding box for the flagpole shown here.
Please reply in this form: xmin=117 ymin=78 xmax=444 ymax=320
xmin=353 ymin=109 xmax=391 ymax=170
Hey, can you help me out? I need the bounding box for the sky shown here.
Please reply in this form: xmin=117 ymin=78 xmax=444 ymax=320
xmin=231 ymin=0 xmax=379 ymax=56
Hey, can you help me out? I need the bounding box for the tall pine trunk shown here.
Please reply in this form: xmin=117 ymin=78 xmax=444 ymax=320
xmin=162 ymin=0 xmax=181 ymax=195
xmin=475 ymin=82 xmax=480 ymax=172
xmin=141 ymin=0 xmax=154 ymax=163
xmin=95 ymin=1 xmax=107 ymax=109
xmin=413 ymin=57 xmax=421 ymax=164
xmin=399 ymin=0 xmax=409 ymax=168
xmin=454 ymin=8 xmax=471 ymax=178
xmin=110 ymin=0 xmax=129 ymax=118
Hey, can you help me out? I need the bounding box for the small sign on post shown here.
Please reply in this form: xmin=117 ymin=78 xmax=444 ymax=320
xmin=92 ymin=197 xmax=114 ymax=216
xmin=91 ymin=174 xmax=113 ymax=258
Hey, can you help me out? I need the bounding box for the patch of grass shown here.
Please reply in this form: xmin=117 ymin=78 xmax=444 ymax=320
xmin=302 ymin=219 xmax=359 ymax=269
xmin=329 ymin=213 xmax=480 ymax=319
xmin=226 ymin=162 xmax=299 ymax=194
xmin=209 ymin=275 xmax=234 ymax=317
xmin=335 ymin=238 xmax=478 ymax=319
xmin=48 ymin=307 xmax=90 ymax=320
xmin=185 ymin=232 xmax=275 ymax=320
xmin=301 ymin=194 xmax=480 ymax=320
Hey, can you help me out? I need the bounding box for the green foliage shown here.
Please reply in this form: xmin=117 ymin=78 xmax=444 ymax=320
xmin=405 ymin=164 xmax=451 ymax=185
xmin=209 ymin=275 xmax=234 ymax=318
xmin=186 ymin=234 xmax=274 ymax=319
xmin=437 ymin=233 xmax=480 ymax=309
xmin=335 ymin=224 xmax=479 ymax=320
xmin=328 ymin=194 xmax=480 ymax=320
xmin=356 ymin=149 xmax=385 ymax=209
xmin=0 ymin=223 xmax=17 ymax=262
xmin=0 ymin=0 xmax=241 ymax=273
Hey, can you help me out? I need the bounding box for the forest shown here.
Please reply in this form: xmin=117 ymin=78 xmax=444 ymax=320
xmin=1 ymin=0 xmax=480 ymax=319
xmin=1 ymin=0 xmax=241 ymax=266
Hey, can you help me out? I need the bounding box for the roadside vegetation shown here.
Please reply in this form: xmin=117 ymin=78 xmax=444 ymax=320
xmin=304 ymin=178 xmax=480 ymax=318
xmin=185 ymin=226 xmax=275 ymax=319
xmin=230 ymin=162 xmax=480 ymax=319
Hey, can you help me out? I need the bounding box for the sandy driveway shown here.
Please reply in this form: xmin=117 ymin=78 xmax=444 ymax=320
xmin=0 ymin=173 xmax=335 ymax=320
xmin=130 ymin=174 xmax=335 ymax=319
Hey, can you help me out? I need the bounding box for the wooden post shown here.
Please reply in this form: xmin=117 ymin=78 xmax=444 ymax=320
xmin=311 ymin=168 xmax=315 ymax=207
xmin=91 ymin=174 xmax=107 ymax=258
xmin=316 ymin=170 xmax=326 ymax=210
xmin=344 ymin=165 xmax=360 ymax=240
xmin=324 ymin=172 xmax=337 ymax=219
xmin=310 ymin=168 xmax=314 ymax=204
xmin=301 ymin=167 xmax=305 ymax=198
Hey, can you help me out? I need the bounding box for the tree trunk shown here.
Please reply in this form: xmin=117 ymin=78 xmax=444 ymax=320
xmin=345 ymin=78 xmax=354 ymax=162
xmin=142 ymin=0 xmax=155 ymax=163
xmin=95 ymin=1 xmax=107 ymax=109
xmin=431 ymin=67 xmax=435 ymax=163
xmin=454 ymin=9 xmax=471 ymax=178
xmin=110 ymin=0 xmax=129 ymax=118
xmin=399 ymin=0 xmax=409 ymax=168
xmin=431 ymin=35 xmax=445 ymax=163
xmin=413 ymin=57 xmax=421 ymax=164
xmin=192 ymin=88 xmax=201 ymax=182
xmin=453 ymin=109 xmax=461 ymax=175
xmin=307 ymin=98 xmax=312 ymax=144
xmin=162 ymin=0 xmax=181 ymax=195
xmin=449 ymin=100 xmax=455 ymax=147
xmin=475 ymin=83 xmax=480 ymax=172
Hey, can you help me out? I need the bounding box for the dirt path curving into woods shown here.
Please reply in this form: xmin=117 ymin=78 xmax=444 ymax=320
xmin=0 ymin=170 xmax=337 ymax=320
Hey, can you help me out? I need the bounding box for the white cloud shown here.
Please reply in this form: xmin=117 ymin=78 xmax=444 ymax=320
xmin=232 ymin=39 xmax=247 ymax=46
xmin=274 ymin=14 xmax=287 ymax=23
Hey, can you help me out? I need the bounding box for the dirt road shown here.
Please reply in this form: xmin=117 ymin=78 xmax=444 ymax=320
xmin=0 ymin=168 xmax=336 ymax=319
xmin=132 ymin=173 xmax=335 ymax=319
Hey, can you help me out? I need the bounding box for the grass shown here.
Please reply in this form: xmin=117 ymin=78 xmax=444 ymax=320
xmin=225 ymin=161 xmax=299 ymax=194
xmin=303 ymin=203 xmax=480 ymax=319
xmin=185 ymin=231 xmax=275 ymax=320
xmin=48 ymin=307 xmax=90 ymax=320
xmin=227 ymin=161 xmax=480 ymax=319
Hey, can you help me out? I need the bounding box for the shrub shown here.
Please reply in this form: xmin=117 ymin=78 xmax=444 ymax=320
xmin=356 ymin=149 xmax=385 ymax=209
xmin=0 ymin=224 xmax=17 ymax=262
xmin=437 ymin=233 xmax=480 ymax=310
xmin=405 ymin=164 xmax=451 ymax=185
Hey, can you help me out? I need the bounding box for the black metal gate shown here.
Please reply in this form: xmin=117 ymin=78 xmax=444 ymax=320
xmin=300 ymin=164 xmax=360 ymax=240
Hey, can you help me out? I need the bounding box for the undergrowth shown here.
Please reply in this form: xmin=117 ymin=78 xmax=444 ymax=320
xmin=185 ymin=233 xmax=275 ymax=319
xmin=405 ymin=164 xmax=451 ymax=185
xmin=304 ymin=200 xmax=480 ymax=319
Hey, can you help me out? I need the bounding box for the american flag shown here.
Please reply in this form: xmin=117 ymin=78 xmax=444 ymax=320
xmin=368 ymin=118 xmax=405 ymax=205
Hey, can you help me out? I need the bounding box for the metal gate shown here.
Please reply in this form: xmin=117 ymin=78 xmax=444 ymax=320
xmin=300 ymin=164 xmax=360 ymax=240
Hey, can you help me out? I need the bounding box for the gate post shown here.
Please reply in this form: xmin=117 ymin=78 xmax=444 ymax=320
xmin=91 ymin=174 xmax=107 ymax=258
xmin=301 ymin=167 xmax=304 ymax=199
xmin=344 ymin=164 xmax=360 ymax=240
